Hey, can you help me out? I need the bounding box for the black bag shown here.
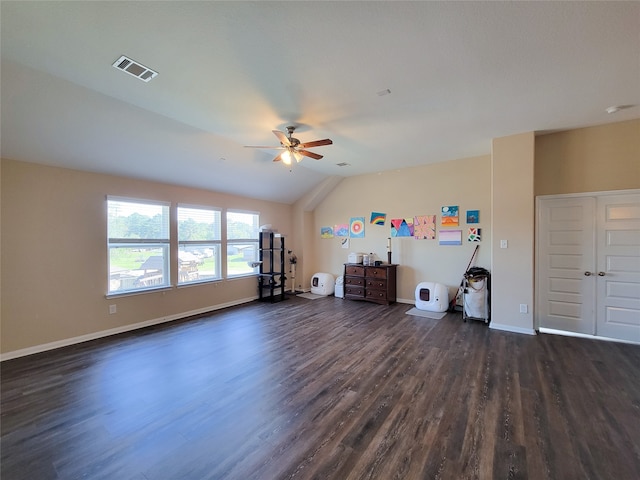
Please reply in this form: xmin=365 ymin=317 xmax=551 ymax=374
xmin=465 ymin=267 xmax=490 ymax=279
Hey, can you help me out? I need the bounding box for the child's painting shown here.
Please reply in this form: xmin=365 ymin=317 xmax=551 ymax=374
xmin=466 ymin=210 xmax=480 ymax=224
xmin=468 ymin=228 xmax=481 ymax=242
xmin=439 ymin=229 xmax=462 ymax=245
xmin=350 ymin=217 xmax=365 ymax=238
xmin=370 ymin=212 xmax=386 ymax=226
xmin=413 ymin=215 xmax=436 ymax=240
xmin=320 ymin=226 xmax=334 ymax=238
xmin=341 ymin=237 xmax=350 ymax=249
xmin=334 ymin=224 xmax=349 ymax=237
xmin=391 ymin=218 xmax=414 ymax=237
xmin=441 ymin=206 xmax=459 ymax=226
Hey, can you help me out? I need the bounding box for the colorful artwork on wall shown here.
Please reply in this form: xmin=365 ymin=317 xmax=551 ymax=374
xmin=468 ymin=227 xmax=481 ymax=242
xmin=441 ymin=206 xmax=459 ymax=226
xmin=439 ymin=229 xmax=462 ymax=245
xmin=334 ymin=224 xmax=349 ymax=237
xmin=413 ymin=215 xmax=436 ymax=239
xmin=320 ymin=226 xmax=334 ymax=238
xmin=391 ymin=218 xmax=414 ymax=237
xmin=466 ymin=210 xmax=480 ymax=224
xmin=350 ymin=217 xmax=365 ymax=238
xmin=370 ymin=212 xmax=386 ymax=225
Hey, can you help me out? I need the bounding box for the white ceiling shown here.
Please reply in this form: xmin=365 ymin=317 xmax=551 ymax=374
xmin=1 ymin=1 xmax=638 ymax=204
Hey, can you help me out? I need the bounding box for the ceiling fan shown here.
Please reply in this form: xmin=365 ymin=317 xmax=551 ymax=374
xmin=245 ymin=126 xmax=333 ymax=166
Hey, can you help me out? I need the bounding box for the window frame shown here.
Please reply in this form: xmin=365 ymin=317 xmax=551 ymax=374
xmin=107 ymin=196 xmax=171 ymax=296
xmin=177 ymin=204 xmax=222 ymax=286
xmin=226 ymin=209 xmax=260 ymax=278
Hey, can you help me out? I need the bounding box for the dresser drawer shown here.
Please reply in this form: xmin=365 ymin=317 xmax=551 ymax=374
xmin=345 ymin=265 xmax=365 ymax=276
xmin=345 ymin=276 xmax=365 ymax=287
xmin=366 ymin=279 xmax=387 ymax=290
xmin=366 ymin=267 xmax=388 ymax=279
xmin=365 ymin=289 xmax=388 ymax=301
xmin=345 ymin=285 xmax=365 ymax=297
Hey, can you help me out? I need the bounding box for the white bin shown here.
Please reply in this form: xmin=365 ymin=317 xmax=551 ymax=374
xmin=335 ymin=276 xmax=344 ymax=298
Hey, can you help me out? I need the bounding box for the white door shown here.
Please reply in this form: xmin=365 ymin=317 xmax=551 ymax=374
xmin=537 ymin=192 xmax=640 ymax=343
xmin=595 ymin=194 xmax=640 ymax=342
xmin=537 ymin=197 xmax=596 ymax=334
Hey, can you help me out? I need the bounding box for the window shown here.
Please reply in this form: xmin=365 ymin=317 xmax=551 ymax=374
xmin=107 ymin=197 xmax=170 ymax=295
xmin=177 ymin=205 xmax=221 ymax=285
xmin=226 ymin=210 xmax=259 ymax=277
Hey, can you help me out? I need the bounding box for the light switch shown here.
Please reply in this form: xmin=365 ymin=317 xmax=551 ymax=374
xmin=500 ymin=239 xmax=508 ymax=248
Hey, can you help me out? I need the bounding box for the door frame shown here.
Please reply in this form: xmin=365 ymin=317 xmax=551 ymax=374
xmin=535 ymin=188 xmax=640 ymax=335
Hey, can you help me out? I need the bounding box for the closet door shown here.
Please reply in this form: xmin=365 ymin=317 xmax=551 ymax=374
xmin=595 ymin=194 xmax=640 ymax=342
xmin=537 ymin=197 xmax=596 ymax=334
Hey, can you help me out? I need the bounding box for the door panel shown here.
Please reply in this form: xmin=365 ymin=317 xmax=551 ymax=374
xmin=537 ymin=197 xmax=596 ymax=334
xmin=596 ymin=194 xmax=640 ymax=342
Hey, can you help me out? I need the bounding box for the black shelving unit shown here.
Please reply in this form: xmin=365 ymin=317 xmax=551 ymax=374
xmin=257 ymin=231 xmax=286 ymax=303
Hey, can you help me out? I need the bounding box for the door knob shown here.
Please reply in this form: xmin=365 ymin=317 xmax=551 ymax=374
xmin=584 ymin=271 xmax=593 ymax=276
xmin=598 ymin=272 xmax=606 ymax=276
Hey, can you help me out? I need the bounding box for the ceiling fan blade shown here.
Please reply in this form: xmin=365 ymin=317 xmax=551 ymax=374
xmin=299 ymin=139 xmax=333 ymax=149
xmin=298 ymin=149 xmax=323 ymax=160
xmin=272 ymin=130 xmax=291 ymax=147
xmin=272 ymin=152 xmax=284 ymax=162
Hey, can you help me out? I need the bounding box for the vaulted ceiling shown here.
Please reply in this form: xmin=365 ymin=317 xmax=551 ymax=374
xmin=2 ymin=1 xmax=638 ymax=204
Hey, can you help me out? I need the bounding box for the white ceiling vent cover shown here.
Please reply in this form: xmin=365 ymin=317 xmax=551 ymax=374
xmin=112 ymin=55 xmax=158 ymax=82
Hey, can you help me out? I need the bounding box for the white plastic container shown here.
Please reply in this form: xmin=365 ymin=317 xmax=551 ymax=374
xmin=415 ymin=282 xmax=449 ymax=313
xmin=311 ymin=273 xmax=335 ymax=296
xmin=335 ymin=276 xmax=344 ymax=298
xmin=348 ymin=252 xmax=363 ymax=264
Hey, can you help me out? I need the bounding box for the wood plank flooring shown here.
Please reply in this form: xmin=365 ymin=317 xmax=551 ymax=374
xmin=2 ymin=296 xmax=639 ymax=479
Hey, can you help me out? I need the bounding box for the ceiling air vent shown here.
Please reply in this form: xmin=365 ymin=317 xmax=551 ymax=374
xmin=336 ymin=162 xmax=350 ymax=167
xmin=112 ymin=55 xmax=158 ymax=82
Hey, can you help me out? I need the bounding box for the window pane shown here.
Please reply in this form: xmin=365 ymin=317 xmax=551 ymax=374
xmin=109 ymin=245 xmax=169 ymax=293
xmin=226 ymin=211 xmax=259 ymax=277
xmin=178 ymin=206 xmax=221 ymax=285
xmin=178 ymin=206 xmax=221 ymax=241
xmin=227 ymin=211 xmax=259 ymax=240
xmin=178 ymin=244 xmax=220 ymax=284
xmin=108 ymin=198 xmax=170 ymax=295
xmin=108 ymin=199 xmax=169 ymax=240
xmin=227 ymin=242 xmax=259 ymax=277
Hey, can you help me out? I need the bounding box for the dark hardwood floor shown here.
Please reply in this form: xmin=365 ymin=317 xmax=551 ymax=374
xmin=2 ymin=296 xmax=639 ymax=479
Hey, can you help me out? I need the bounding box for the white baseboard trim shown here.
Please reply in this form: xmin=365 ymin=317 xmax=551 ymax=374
xmin=0 ymin=296 xmax=258 ymax=362
xmin=396 ymin=298 xmax=414 ymax=305
xmin=489 ymin=323 xmax=537 ymax=336
xmin=539 ymin=328 xmax=640 ymax=346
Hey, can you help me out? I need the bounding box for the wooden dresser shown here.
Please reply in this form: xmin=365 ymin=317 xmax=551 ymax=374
xmin=343 ymin=263 xmax=397 ymax=305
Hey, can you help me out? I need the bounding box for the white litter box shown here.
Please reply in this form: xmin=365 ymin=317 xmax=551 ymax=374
xmin=415 ymin=282 xmax=449 ymax=313
xmin=311 ymin=273 xmax=335 ymax=296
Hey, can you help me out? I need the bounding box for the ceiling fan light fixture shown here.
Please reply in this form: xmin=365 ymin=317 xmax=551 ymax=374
xmin=281 ymin=150 xmax=292 ymax=165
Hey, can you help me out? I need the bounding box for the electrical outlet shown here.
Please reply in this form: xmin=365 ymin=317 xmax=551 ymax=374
xmin=109 ymin=304 xmax=117 ymax=314
xmin=519 ymin=304 xmax=528 ymax=314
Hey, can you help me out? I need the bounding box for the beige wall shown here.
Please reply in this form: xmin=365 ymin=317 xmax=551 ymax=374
xmin=535 ymin=119 xmax=640 ymax=195
xmin=312 ymin=155 xmax=492 ymax=302
xmin=491 ymin=132 xmax=536 ymax=334
xmin=1 ymin=159 xmax=292 ymax=356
